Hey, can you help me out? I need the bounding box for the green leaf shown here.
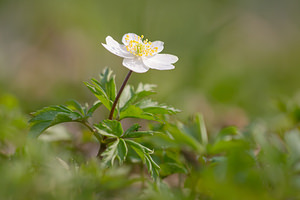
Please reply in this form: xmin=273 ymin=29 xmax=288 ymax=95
xmin=125 ymin=139 xmax=153 ymax=155
xmin=65 ymin=99 xmax=84 ymax=116
xmin=106 ymin=75 xmax=117 ymax=102
xmin=84 ymin=81 xmax=112 ymax=111
xmin=118 ymin=82 xmax=179 ymax=121
xmin=160 ymin=162 xmax=187 ymax=178
xmin=85 ymin=68 xmax=117 ymax=116
xmin=102 ymin=139 xmax=119 ymax=166
xmin=166 ymin=123 xmax=205 ymax=153
xmin=123 ymin=131 xmax=154 ymax=138
xmin=119 ymin=100 xmax=179 ymax=121
xmin=29 ymin=105 xmax=82 ymax=138
xmin=100 ymin=68 xmax=115 ymax=96
xmin=119 ymin=83 xmax=156 ymax=112
xmin=102 ymin=138 xmax=128 ymax=166
xmin=125 ymin=139 xmax=159 ymax=179
xmin=96 ymin=67 xmax=117 ymax=102
xmin=94 ymin=120 xmax=123 ymax=138
xmin=123 ymin=124 xmax=140 ymax=135
xmin=118 ymin=85 xmax=133 ymax=109
xmin=87 ymin=101 xmax=102 ymax=117
xmin=137 ymin=99 xmax=180 ymax=115
xmin=119 ymin=105 xmax=156 ymax=121
xmin=195 ymin=113 xmax=208 ymax=145
xmin=145 ymin=154 xmax=160 ymax=180
xmin=117 ymin=139 xmax=128 ymax=164
xmin=159 ymin=150 xmax=187 ymax=177
xmin=122 ymin=123 xmax=155 ymax=138
xmin=29 ymin=121 xmax=54 ymax=138
xmin=128 ymin=142 xmax=145 ymax=161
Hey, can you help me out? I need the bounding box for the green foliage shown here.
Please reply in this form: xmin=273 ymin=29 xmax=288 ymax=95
xmin=95 ymin=120 xmax=123 ymax=138
xmin=28 ymin=99 xmax=100 ymax=138
xmin=119 ymin=88 xmax=180 ymax=121
xmin=0 ymin=94 xmax=27 ymax=157
xmin=2 ymin=0 xmax=300 ymax=198
xmin=28 ymin=68 xmax=179 ymax=179
xmin=102 ymin=138 xmax=128 ymax=166
xmin=94 ymin=119 xmax=159 ymax=178
xmin=17 ymin=68 xmax=300 ymax=199
xmin=157 ymin=149 xmax=188 ymax=178
xmin=123 ymin=130 xmax=154 ymax=138
xmin=125 ymin=139 xmax=160 ymax=179
xmin=84 ymin=68 xmax=116 ymax=113
xmin=84 ymin=68 xmax=179 ymax=122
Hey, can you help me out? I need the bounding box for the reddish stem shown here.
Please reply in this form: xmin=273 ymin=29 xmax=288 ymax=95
xmin=108 ymin=70 xmax=133 ymax=120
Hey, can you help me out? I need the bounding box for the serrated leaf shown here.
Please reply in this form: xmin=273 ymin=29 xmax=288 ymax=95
xmin=125 ymin=140 xmax=153 ymax=164
xmin=117 ymin=139 xmax=128 ymax=164
xmin=94 ymin=68 xmax=116 ymax=102
xmin=102 ymin=139 xmax=119 ymax=166
xmin=85 ymin=68 xmax=117 ymax=116
xmin=118 ymin=83 xmax=179 ymax=121
xmin=119 ymin=83 xmax=156 ymax=112
xmin=137 ymin=99 xmax=180 ymax=115
xmin=119 ymin=99 xmax=179 ymax=121
xmin=123 ymin=124 xmax=140 ymax=135
xmin=119 ymin=105 xmax=156 ymax=121
xmin=29 ymin=106 xmax=82 ymax=138
xmin=100 ymin=68 xmax=115 ymax=94
xmin=94 ymin=120 xmax=123 ymax=138
xmin=122 ymin=122 xmax=155 ymax=140
xmin=129 ymin=143 xmax=145 ymax=161
xmin=123 ymin=131 xmax=154 ymax=138
xmin=125 ymin=139 xmax=159 ymax=179
xmin=125 ymin=140 xmax=153 ymax=155
xmin=87 ymin=101 xmax=102 ymax=117
xmin=145 ymin=154 xmax=160 ymax=180
xmin=66 ymin=99 xmax=84 ymax=116
xmin=102 ymin=138 xmax=128 ymax=166
xmin=106 ymin=76 xmax=116 ymax=101
xmin=84 ymin=82 xmax=112 ymax=111
xmin=30 ymin=107 xmax=68 ymax=122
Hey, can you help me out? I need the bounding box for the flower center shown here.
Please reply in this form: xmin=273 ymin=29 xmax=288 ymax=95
xmin=125 ymin=34 xmax=158 ymax=57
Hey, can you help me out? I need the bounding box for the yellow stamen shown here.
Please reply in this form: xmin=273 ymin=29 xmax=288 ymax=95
xmin=125 ymin=34 xmax=159 ymax=57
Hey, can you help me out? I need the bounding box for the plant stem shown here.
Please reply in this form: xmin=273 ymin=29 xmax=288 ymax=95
xmin=82 ymin=70 xmax=133 ymax=158
xmin=81 ymin=121 xmax=102 ymax=141
xmin=80 ymin=120 xmax=103 ymax=156
xmin=80 ymin=120 xmax=94 ymax=132
xmin=108 ymin=70 xmax=133 ymax=120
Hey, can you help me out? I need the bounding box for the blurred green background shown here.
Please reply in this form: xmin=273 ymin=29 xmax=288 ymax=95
xmin=1 ymin=0 xmax=300 ymax=127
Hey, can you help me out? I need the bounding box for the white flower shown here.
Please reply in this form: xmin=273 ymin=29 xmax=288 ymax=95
xmin=102 ymin=33 xmax=178 ymax=73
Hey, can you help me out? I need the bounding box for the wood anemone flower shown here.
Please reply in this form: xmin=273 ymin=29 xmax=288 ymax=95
xmin=102 ymin=33 xmax=178 ymax=73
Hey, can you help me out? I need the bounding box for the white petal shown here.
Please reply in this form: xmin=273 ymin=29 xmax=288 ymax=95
xmin=151 ymin=41 xmax=164 ymax=54
xmin=149 ymin=54 xmax=178 ymax=64
xmin=122 ymin=33 xmax=140 ymax=45
xmin=143 ymin=56 xmax=175 ymax=70
xmin=123 ymin=58 xmax=149 ymax=73
xmin=102 ymin=36 xmax=134 ymax=58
